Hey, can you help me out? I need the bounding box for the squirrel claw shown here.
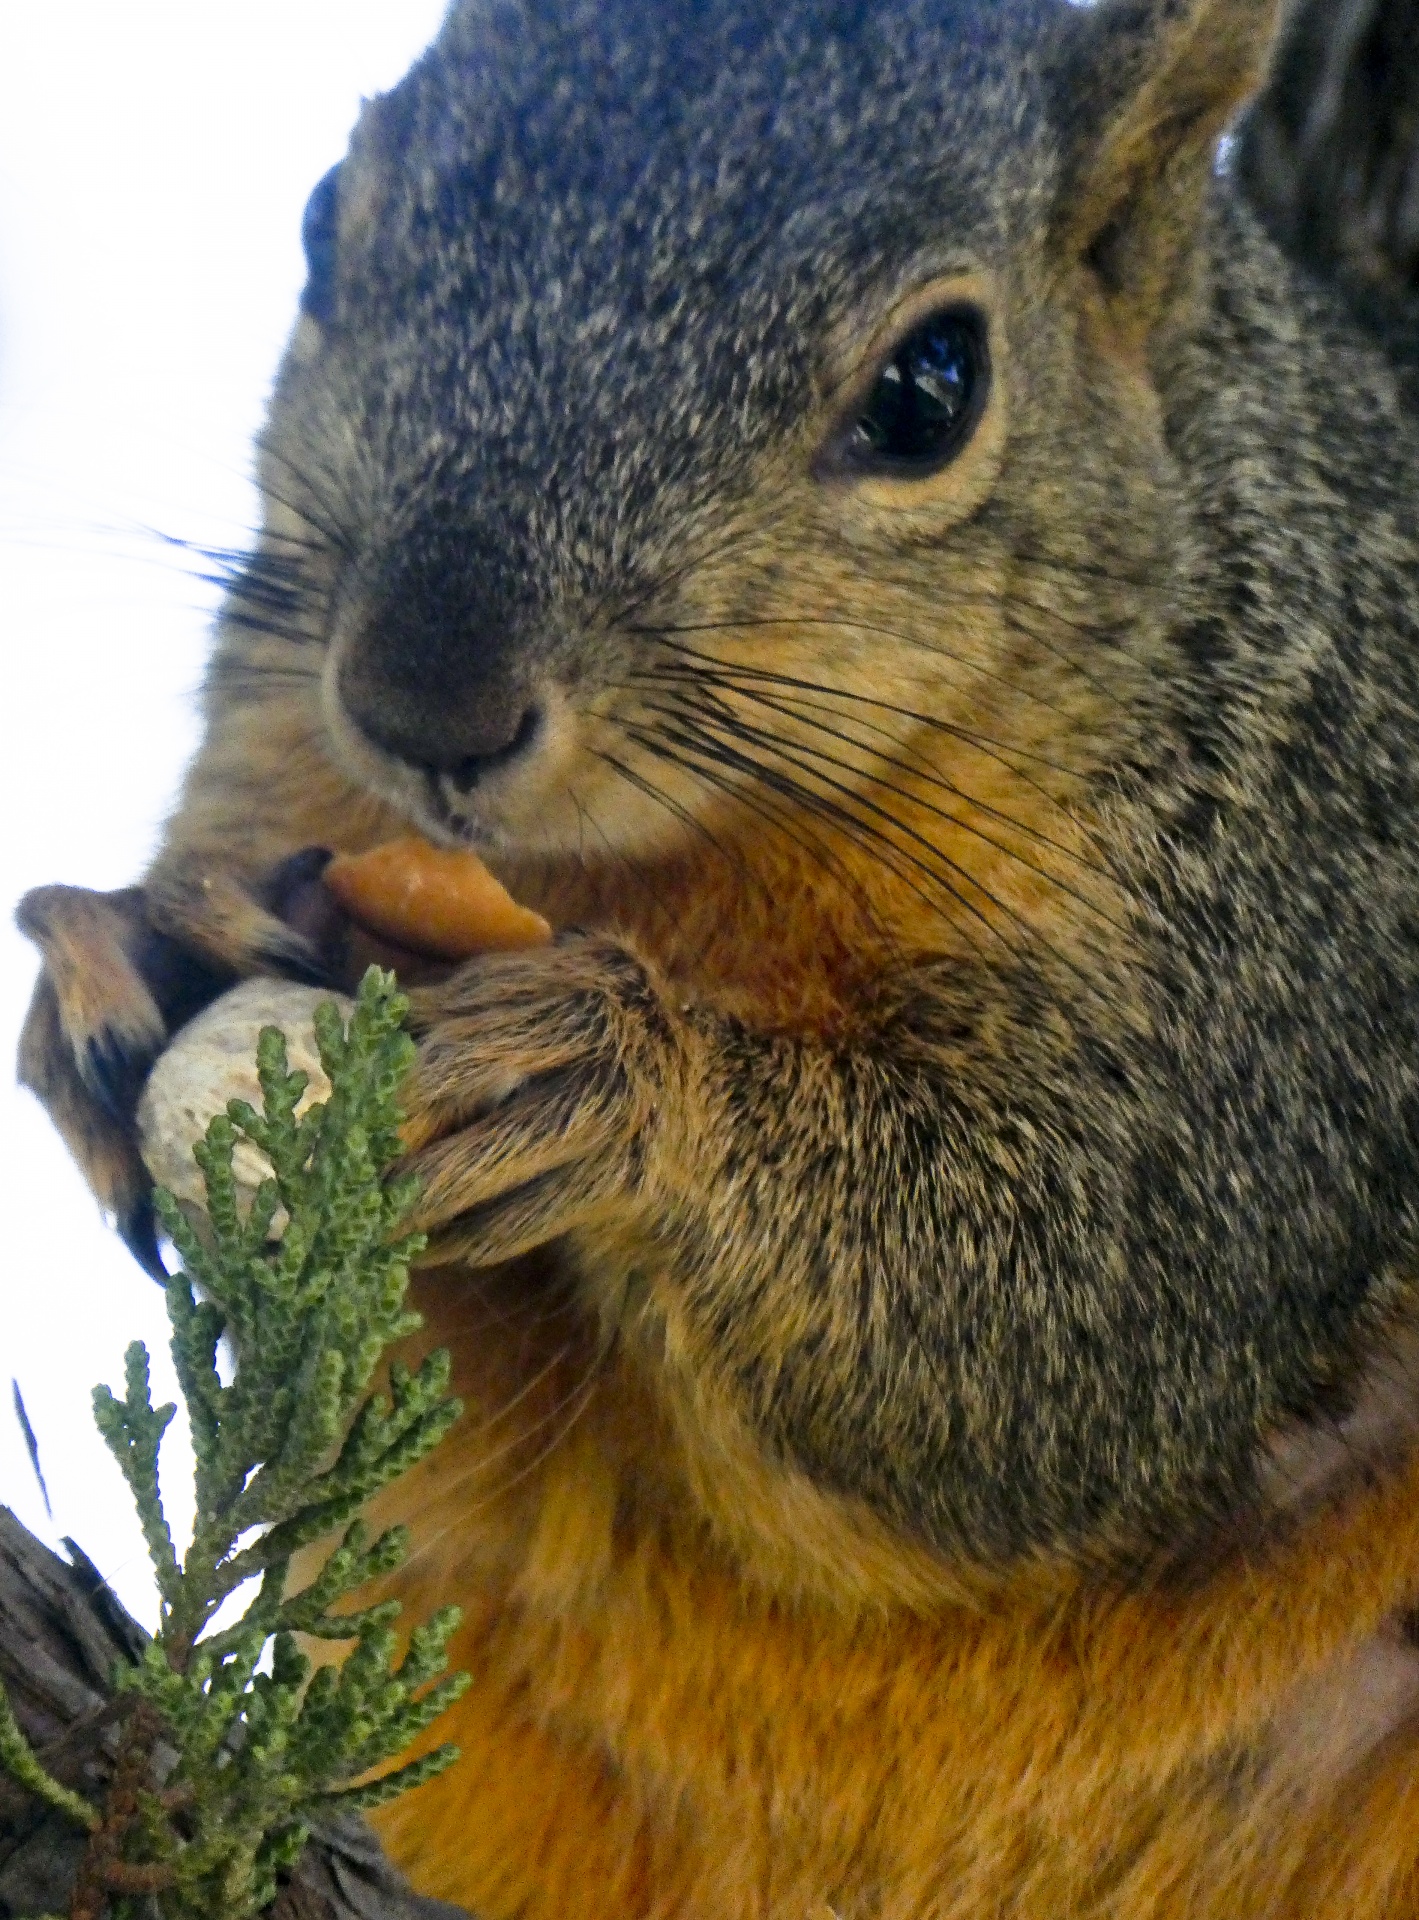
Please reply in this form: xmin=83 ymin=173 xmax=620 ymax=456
xmin=83 ymin=1028 xmax=158 ymax=1130
xmin=257 ymin=846 xmax=351 ymax=986
xmin=398 ymin=937 xmax=678 ymax=1260
xmin=117 ymin=1194 xmax=167 ymax=1284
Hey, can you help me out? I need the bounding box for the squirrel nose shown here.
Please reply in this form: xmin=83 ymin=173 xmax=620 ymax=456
xmin=333 ymin=518 xmax=549 ymax=788
xmin=338 ymin=654 xmax=543 ymax=789
xmin=440 ymin=703 xmax=543 ymax=790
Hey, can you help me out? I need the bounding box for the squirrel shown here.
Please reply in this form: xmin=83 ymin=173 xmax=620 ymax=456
xmin=17 ymin=0 xmax=1419 ymax=1911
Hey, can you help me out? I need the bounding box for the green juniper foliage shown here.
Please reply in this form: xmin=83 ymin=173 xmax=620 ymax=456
xmin=0 ymin=1681 xmax=99 ymax=1837
xmin=2 ymin=967 xmax=468 ymax=1920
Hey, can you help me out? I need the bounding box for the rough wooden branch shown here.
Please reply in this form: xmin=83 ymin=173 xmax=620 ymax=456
xmin=0 ymin=1511 xmax=469 ymax=1920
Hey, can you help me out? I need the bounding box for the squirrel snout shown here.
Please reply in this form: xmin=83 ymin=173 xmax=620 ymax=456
xmin=332 ymin=520 xmax=550 ymax=787
xmin=338 ymin=651 xmax=544 ymax=788
xmin=334 ymin=587 xmax=546 ymax=788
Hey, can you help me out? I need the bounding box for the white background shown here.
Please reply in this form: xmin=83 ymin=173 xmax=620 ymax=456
xmin=0 ymin=3 xmax=448 ymax=1627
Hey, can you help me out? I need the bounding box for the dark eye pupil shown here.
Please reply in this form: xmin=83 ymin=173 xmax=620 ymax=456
xmin=853 ymin=307 xmax=988 ymax=468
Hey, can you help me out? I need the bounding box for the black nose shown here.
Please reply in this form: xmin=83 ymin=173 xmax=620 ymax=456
xmin=340 ymin=649 xmax=543 ymax=788
xmin=441 ymin=702 xmax=542 ymax=789
xmin=335 ymin=515 xmax=550 ymax=786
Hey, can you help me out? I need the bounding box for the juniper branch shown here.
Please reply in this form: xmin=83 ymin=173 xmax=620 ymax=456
xmin=0 ymin=1678 xmax=100 ymax=1834
xmin=2 ymin=967 xmax=468 ymax=1920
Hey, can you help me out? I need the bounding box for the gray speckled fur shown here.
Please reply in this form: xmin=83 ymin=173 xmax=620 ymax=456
xmin=198 ymin=0 xmax=1419 ymax=1562
xmin=266 ymin=0 xmax=1050 ymax=734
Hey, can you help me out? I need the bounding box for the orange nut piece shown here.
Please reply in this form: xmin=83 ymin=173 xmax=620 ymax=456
xmin=323 ymin=837 xmax=552 ymax=960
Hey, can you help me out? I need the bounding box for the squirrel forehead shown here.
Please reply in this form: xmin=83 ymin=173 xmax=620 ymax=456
xmin=324 ymin=0 xmax=1052 ymax=410
xmin=269 ymin=0 xmax=1069 ymax=604
xmin=391 ymin=0 xmax=1052 ymax=235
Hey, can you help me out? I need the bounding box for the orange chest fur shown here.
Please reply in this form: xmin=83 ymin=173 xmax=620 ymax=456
xmin=365 ymin=1276 xmax=1419 ymax=1920
xmin=500 ymin=766 xmax=1113 ymax=1041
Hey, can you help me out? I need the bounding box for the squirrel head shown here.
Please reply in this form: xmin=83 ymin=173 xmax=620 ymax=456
xmin=232 ymin=0 xmax=1419 ymax=1581
xmin=260 ymin=0 xmax=1274 ymax=899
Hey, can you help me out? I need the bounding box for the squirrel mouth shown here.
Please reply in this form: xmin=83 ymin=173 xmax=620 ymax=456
xmin=318 ymin=644 xmax=530 ymax=851
xmin=418 ymin=769 xmax=508 ymax=850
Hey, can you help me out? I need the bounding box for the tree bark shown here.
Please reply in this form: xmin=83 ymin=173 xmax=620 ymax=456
xmin=0 ymin=1511 xmax=469 ymax=1920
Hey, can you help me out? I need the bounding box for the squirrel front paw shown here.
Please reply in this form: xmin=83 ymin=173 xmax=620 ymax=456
xmin=16 ymin=884 xmax=239 ymax=1275
xmin=14 ymin=851 xmax=354 ymax=1276
xmin=399 ymin=937 xmax=686 ymax=1266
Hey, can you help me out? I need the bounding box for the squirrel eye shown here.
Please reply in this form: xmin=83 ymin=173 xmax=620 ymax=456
xmin=300 ymin=164 xmax=342 ymax=324
xmin=848 ymin=306 xmax=990 ymax=472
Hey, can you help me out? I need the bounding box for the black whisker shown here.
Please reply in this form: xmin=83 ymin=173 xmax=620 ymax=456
xmin=633 ymin=679 xmax=1098 ymax=948
xmin=626 ymin=610 xmax=1127 ymax=723
xmin=151 ymin=531 xmax=337 ymax=653
xmin=638 ymin=647 xmax=1085 ymax=779
xmin=624 ymin=709 xmax=1004 ymax=964
xmin=587 ymin=747 xmax=745 ymax=874
xmin=250 ymin=434 xmax=360 ymax=562
xmin=626 ymin=687 xmax=1134 ymax=996
xmin=647 ymin=702 xmax=1024 ymax=951
xmin=205 ymin=659 xmax=324 ymax=698
xmin=567 ymin=768 xmax=715 ymax=938
xmin=617 ymin=721 xmax=919 ymax=955
xmin=639 ymin=684 xmax=1124 ymax=939
xmin=601 ymin=510 xmax=787 ymax=635
xmin=636 ymin=662 xmax=1107 ymax=873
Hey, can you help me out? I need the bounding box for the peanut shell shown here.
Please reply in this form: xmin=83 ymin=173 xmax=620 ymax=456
xmin=138 ymin=979 xmax=353 ymax=1219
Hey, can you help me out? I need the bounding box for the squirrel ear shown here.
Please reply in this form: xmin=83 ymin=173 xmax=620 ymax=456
xmin=1047 ymin=0 xmax=1283 ymax=336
